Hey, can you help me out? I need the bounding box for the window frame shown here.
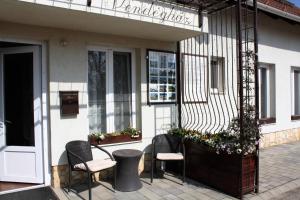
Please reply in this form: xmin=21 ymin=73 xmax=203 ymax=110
xmin=258 ymin=63 xmax=276 ymax=124
xmin=87 ymin=46 xmax=136 ymax=134
xmin=210 ymin=56 xmax=225 ymax=95
xmin=146 ymin=49 xmax=177 ymax=105
xmin=182 ymin=53 xmax=208 ymax=104
xmin=291 ymin=67 xmax=300 ymax=120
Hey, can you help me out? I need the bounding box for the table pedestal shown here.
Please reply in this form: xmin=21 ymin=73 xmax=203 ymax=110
xmin=113 ymin=149 xmax=143 ymax=192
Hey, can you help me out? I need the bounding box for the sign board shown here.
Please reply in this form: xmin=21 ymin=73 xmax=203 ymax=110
xmin=32 ymin=0 xmax=201 ymax=31
xmin=147 ymin=50 xmax=177 ymax=104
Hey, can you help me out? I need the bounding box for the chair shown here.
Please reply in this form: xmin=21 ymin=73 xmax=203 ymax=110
xmin=150 ymin=134 xmax=185 ymax=184
xmin=65 ymin=140 xmax=116 ymax=200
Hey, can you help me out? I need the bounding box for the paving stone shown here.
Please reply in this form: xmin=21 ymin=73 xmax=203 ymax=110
xmin=52 ymin=141 xmax=300 ymax=200
xmin=162 ymin=194 xmax=181 ymax=200
xmin=177 ymin=192 xmax=198 ymax=200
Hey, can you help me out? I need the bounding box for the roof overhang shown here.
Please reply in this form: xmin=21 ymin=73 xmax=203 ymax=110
xmin=256 ymin=1 xmax=300 ymax=24
xmin=0 ymin=0 xmax=208 ymax=42
xmin=235 ymin=0 xmax=300 ymax=24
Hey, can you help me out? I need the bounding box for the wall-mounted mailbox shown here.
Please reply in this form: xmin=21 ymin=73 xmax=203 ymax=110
xmin=59 ymin=91 xmax=79 ymax=116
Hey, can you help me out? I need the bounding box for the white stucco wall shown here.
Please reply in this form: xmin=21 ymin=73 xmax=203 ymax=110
xmin=257 ymin=12 xmax=300 ymax=134
xmin=47 ymin=32 xmax=178 ymax=166
xmin=0 ymin=20 xmax=179 ymax=166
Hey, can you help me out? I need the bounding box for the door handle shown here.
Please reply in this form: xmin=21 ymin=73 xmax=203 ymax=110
xmin=5 ymin=120 xmax=12 ymax=125
xmin=0 ymin=122 xmax=4 ymax=136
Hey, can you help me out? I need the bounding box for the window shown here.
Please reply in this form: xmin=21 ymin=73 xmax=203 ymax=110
xmin=88 ymin=49 xmax=135 ymax=134
xmin=147 ymin=50 xmax=176 ymax=104
xmin=259 ymin=63 xmax=276 ymax=122
xmin=183 ymin=54 xmax=208 ymax=103
xmin=210 ymin=57 xmax=225 ymax=93
xmin=291 ymin=67 xmax=300 ymax=119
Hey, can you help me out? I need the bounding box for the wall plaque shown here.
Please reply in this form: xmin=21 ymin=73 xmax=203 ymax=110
xmin=59 ymin=91 xmax=79 ymax=116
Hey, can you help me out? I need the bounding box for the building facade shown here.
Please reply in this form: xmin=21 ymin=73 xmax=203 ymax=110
xmin=0 ymin=0 xmax=299 ymax=190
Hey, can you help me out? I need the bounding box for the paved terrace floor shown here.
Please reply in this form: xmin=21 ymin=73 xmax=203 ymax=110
xmin=54 ymin=141 xmax=300 ymax=200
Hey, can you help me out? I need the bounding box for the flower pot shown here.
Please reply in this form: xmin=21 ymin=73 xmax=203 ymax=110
xmin=185 ymin=140 xmax=256 ymax=198
xmin=89 ymin=134 xmax=142 ymax=145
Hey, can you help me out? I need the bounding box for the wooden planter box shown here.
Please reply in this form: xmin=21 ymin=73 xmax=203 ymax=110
xmin=185 ymin=140 xmax=256 ymax=197
xmin=89 ymin=134 xmax=142 ymax=145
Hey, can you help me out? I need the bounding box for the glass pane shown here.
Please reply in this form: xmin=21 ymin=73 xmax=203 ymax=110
xmin=219 ymin=59 xmax=225 ymax=92
xmin=113 ymin=52 xmax=132 ymax=131
xmin=295 ymin=71 xmax=300 ymax=115
xmin=260 ymin=68 xmax=267 ymax=118
xmin=4 ymin=53 xmax=35 ymax=146
xmin=211 ymin=60 xmax=218 ymax=89
xmin=148 ymin=51 xmax=177 ymax=103
xmin=88 ymin=51 xmax=107 ymax=133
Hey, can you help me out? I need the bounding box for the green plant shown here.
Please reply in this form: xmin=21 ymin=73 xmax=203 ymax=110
xmin=121 ymin=127 xmax=141 ymax=138
xmin=109 ymin=132 xmax=122 ymax=136
xmin=89 ymin=132 xmax=105 ymax=141
xmin=168 ymin=107 xmax=261 ymax=155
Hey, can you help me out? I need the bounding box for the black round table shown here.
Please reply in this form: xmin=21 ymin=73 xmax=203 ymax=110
xmin=112 ymin=149 xmax=143 ymax=192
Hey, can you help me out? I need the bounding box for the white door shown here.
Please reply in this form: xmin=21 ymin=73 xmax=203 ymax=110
xmin=0 ymin=46 xmax=43 ymax=183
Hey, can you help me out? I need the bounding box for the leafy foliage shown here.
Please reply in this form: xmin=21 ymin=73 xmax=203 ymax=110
xmin=89 ymin=127 xmax=141 ymax=140
xmin=168 ymin=108 xmax=261 ymax=155
xmin=120 ymin=127 xmax=141 ymax=138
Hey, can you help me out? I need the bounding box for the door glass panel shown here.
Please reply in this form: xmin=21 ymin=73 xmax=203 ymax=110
xmin=113 ymin=52 xmax=132 ymax=131
xmin=88 ymin=51 xmax=107 ymax=133
xmin=4 ymin=53 xmax=35 ymax=146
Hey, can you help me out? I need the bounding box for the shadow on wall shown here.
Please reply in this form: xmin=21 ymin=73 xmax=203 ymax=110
xmin=258 ymin=12 xmax=300 ymax=52
xmin=154 ymin=104 xmax=177 ymax=135
xmin=141 ymin=104 xmax=177 ymax=173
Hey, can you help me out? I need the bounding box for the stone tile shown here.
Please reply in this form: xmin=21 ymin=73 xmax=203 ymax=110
xmin=138 ymin=187 xmax=162 ymax=200
xmin=52 ymin=141 xmax=300 ymax=200
xmin=162 ymin=194 xmax=181 ymax=200
xmin=177 ymin=192 xmax=198 ymax=200
xmin=187 ymin=190 xmax=213 ymax=200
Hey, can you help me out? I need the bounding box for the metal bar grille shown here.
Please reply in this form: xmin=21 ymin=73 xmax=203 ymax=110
xmin=177 ymin=0 xmax=259 ymax=198
xmin=180 ymin=5 xmax=239 ymax=134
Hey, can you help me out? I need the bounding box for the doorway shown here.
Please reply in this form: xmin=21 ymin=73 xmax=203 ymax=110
xmin=0 ymin=43 xmax=43 ymax=186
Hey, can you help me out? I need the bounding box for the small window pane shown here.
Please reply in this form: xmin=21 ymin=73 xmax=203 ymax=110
xmin=211 ymin=60 xmax=219 ymax=89
xmin=260 ymin=68 xmax=267 ymax=118
xmin=113 ymin=52 xmax=132 ymax=131
xmin=211 ymin=57 xmax=225 ymax=92
xmin=88 ymin=51 xmax=107 ymax=133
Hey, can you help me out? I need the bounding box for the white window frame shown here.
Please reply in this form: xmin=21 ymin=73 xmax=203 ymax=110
xmin=210 ymin=56 xmax=225 ymax=94
xmin=291 ymin=67 xmax=300 ymax=116
xmin=259 ymin=63 xmax=275 ymax=119
xmin=87 ymin=46 xmax=136 ymax=133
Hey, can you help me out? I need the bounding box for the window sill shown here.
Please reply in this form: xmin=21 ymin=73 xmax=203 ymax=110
xmin=210 ymin=91 xmax=225 ymax=95
xmin=89 ymin=134 xmax=142 ymax=146
xmin=259 ymin=117 xmax=276 ymax=125
xmin=291 ymin=115 xmax=300 ymax=121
